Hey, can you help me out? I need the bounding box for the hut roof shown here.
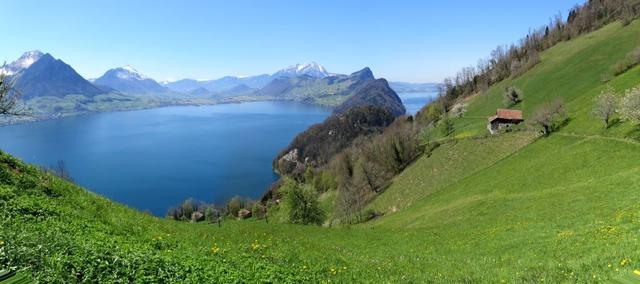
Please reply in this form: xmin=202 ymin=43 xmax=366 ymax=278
xmin=488 ymin=109 xmax=523 ymax=122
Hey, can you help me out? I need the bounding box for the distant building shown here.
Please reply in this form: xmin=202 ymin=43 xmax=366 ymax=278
xmin=488 ymin=109 xmax=524 ymax=134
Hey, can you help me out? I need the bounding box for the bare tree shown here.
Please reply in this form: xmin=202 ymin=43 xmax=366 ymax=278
xmin=592 ymin=88 xmax=617 ymax=128
xmin=530 ymin=99 xmax=568 ymax=136
xmin=48 ymin=160 xmax=74 ymax=182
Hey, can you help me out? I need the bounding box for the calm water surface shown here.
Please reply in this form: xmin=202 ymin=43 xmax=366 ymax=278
xmin=0 ymin=93 xmax=434 ymax=215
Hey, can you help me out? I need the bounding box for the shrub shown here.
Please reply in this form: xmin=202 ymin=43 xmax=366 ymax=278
xmin=529 ymin=99 xmax=568 ymax=136
xmin=227 ymin=196 xmax=243 ymax=217
xmin=204 ymin=205 xmax=220 ymax=222
xmin=440 ymin=116 xmax=454 ymax=137
xmin=503 ymin=87 xmax=523 ymax=107
xmin=610 ymin=47 xmax=640 ymax=76
xmin=281 ymin=180 xmax=325 ymax=225
xmin=346 ymin=209 xmax=380 ymax=224
xmin=251 ymin=202 xmax=266 ymax=219
xmin=181 ymin=198 xmax=198 ymax=220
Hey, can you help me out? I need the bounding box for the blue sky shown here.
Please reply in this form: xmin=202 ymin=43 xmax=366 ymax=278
xmin=1 ymin=0 xmax=583 ymax=83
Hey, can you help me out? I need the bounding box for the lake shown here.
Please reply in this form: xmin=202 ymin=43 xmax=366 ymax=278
xmin=0 ymin=92 xmax=435 ymax=215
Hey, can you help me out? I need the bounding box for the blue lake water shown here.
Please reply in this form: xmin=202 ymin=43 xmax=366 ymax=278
xmin=399 ymin=91 xmax=437 ymax=115
xmin=0 ymin=92 xmax=435 ymax=215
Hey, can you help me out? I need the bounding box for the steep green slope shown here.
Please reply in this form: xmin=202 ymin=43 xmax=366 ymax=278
xmin=453 ymin=20 xmax=640 ymax=138
xmin=367 ymin=132 xmax=535 ymax=214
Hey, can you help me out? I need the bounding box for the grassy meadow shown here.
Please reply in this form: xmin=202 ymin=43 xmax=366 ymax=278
xmin=2 ymin=19 xmax=640 ymax=283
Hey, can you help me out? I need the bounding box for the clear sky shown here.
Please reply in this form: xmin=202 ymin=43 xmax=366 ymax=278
xmin=1 ymin=0 xmax=583 ymax=83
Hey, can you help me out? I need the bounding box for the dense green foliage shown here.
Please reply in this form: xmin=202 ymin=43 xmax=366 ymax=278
xmin=280 ymin=180 xmax=325 ymax=225
xmin=273 ymin=106 xmax=395 ymax=177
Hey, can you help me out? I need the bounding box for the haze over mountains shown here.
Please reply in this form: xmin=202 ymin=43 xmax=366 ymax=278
xmin=1 ymin=50 xmax=437 ymax=110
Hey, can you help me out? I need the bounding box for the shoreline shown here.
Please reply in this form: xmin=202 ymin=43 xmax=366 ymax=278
xmin=0 ymin=95 xmax=335 ymax=127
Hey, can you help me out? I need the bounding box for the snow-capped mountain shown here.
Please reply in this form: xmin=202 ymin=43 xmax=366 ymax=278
xmin=12 ymin=53 xmax=105 ymax=99
xmin=0 ymin=50 xmax=44 ymax=75
xmin=272 ymin=62 xmax=329 ymax=78
xmin=94 ymin=66 xmax=167 ymax=94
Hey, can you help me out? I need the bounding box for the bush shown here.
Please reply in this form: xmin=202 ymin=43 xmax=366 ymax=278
xmin=503 ymin=87 xmax=523 ymax=107
xmin=281 ymin=180 xmax=325 ymax=225
xmin=251 ymin=202 xmax=266 ymax=219
xmin=440 ymin=116 xmax=454 ymax=137
xmin=610 ymin=47 xmax=640 ymax=76
xmin=529 ymin=99 xmax=568 ymax=136
xmin=227 ymin=196 xmax=243 ymax=217
xmin=346 ymin=209 xmax=380 ymax=225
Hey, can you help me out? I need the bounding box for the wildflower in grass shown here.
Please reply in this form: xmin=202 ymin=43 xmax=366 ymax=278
xmin=211 ymin=244 xmax=221 ymax=254
xmin=0 ymin=240 xmax=4 ymax=247
xmin=250 ymin=240 xmax=263 ymax=251
xmin=634 ymin=269 xmax=640 ymax=276
xmin=621 ymin=258 xmax=631 ymax=266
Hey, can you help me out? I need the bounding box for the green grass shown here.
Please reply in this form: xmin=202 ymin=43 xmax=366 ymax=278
xmin=367 ymin=132 xmax=535 ymax=214
xmin=365 ymin=134 xmax=640 ymax=282
xmin=453 ymin=20 xmax=640 ymax=139
xmin=3 ymin=19 xmax=640 ymax=283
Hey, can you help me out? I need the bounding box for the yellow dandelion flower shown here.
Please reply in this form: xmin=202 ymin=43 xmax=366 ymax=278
xmin=634 ymin=270 xmax=640 ymax=276
xmin=0 ymin=240 xmax=4 ymax=246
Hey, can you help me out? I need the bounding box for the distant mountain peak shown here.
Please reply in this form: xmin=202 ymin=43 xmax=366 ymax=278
xmin=273 ymin=62 xmax=329 ymax=78
xmin=349 ymin=67 xmax=375 ymax=81
xmin=12 ymin=52 xmax=104 ymax=99
xmin=94 ymin=65 xmax=166 ymax=94
xmin=1 ymin=50 xmax=44 ymax=75
xmin=111 ymin=65 xmax=148 ymax=80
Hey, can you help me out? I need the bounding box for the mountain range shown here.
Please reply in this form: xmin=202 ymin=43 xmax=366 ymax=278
xmin=1 ymin=50 xmax=436 ymax=110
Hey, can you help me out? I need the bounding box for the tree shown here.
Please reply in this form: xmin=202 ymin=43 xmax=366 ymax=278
xmin=440 ymin=115 xmax=454 ymax=137
xmin=181 ymin=198 xmax=197 ymax=221
xmin=503 ymin=87 xmax=523 ymax=106
xmin=227 ymin=196 xmax=243 ymax=217
xmin=0 ymin=65 xmax=23 ymax=116
xmin=419 ymin=126 xmax=434 ymax=147
xmin=592 ymin=88 xmax=617 ymax=128
xmin=619 ymin=86 xmax=640 ymax=124
xmin=205 ymin=205 xmax=219 ymax=223
xmin=251 ymin=202 xmax=267 ymax=220
xmin=530 ymin=99 xmax=568 ymax=136
xmin=283 ymin=182 xmax=324 ymax=225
